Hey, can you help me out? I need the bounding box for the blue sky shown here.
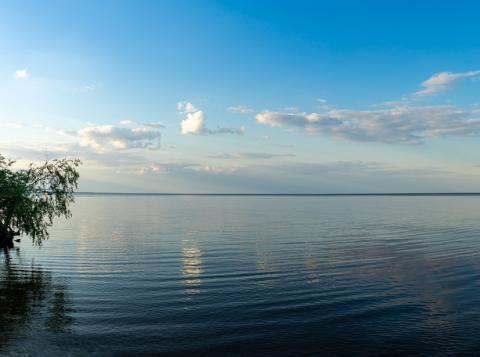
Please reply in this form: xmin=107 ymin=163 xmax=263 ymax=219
xmin=1 ymin=0 xmax=480 ymax=192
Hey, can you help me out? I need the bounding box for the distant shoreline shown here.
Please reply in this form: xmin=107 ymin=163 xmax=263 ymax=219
xmin=75 ymin=192 xmax=480 ymax=197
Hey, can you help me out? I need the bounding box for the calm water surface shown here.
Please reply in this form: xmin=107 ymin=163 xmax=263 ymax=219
xmin=2 ymin=195 xmax=480 ymax=355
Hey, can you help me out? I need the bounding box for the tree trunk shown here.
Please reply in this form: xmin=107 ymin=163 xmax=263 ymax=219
xmin=0 ymin=230 xmax=14 ymax=249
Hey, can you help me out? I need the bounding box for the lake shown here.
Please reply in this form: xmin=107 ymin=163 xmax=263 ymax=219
xmin=2 ymin=195 xmax=480 ymax=355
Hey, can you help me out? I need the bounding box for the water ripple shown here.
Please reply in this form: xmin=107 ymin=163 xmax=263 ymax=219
xmin=3 ymin=195 xmax=480 ymax=355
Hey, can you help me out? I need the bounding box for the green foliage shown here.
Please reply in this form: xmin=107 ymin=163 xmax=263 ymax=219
xmin=0 ymin=155 xmax=81 ymax=245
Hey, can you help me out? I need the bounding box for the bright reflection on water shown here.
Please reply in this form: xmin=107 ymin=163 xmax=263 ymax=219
xmin=2 ymin=195 xmax=480 ymax=355
xmin=182 ymin=242 xmax=204 ymax=294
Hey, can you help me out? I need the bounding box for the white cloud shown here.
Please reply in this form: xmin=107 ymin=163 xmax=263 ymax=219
xmin=255 ymin=105 xmax=480 ymax=144
xmin=54 ymin=123 xmax=162 ymax=152
xmin=14 ymin=69 xmax=29 ymax=79
xmin=227 ymin=105 xmax=254 ymax=113
xmin=178 ymin=101 xmax=244 ymax=136
xmin=78 ymin=125 xmax=161 ymax=151
xmin=181 ymin=110 xmax=206 ymax=135
xmin=414 ymin=70 xmax=480 ymax=96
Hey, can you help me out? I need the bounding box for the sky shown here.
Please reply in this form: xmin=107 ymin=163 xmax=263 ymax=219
xmin=1 ymin=0 xmax=480 ymax=193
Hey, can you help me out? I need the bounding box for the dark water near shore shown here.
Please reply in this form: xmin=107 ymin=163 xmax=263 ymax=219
xmin=2 ymin=195 xmax=480 ymax=355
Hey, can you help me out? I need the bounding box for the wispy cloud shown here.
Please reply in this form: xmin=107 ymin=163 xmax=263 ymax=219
xmin=119 ymin=119 xmax=165 ymax=129
xmin=177 ymin=101 xmax=199 ymax=113
xmin=207 ymin=127 xmax=245 ymax=135
xmin=14 ymin=69 xmax=29 ymax=79
xmin=0 ymin=121 xmax=26 ymax=129
xmin=137 ymin=162 xmax=238 ymax=176
xmin=414 ymin=70 xmax=480 ymax=96
xmin=178 ymin=101 xmax=245 ymax=135
xmin=190 ymin=165 xmax=238 ymax=174
xmin=316 ymin=98 xmax=335 ymax=111
xmin=227 ymin=105 xmax=254 ymax=113
xmin=208 ymin=152 xmax=294 ymax=160
xmin=137 ymin=162 xmax=169 ymax=175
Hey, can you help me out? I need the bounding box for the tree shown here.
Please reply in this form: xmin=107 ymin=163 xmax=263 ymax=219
xmin=0 ymin=155 xmax=81 ymax=248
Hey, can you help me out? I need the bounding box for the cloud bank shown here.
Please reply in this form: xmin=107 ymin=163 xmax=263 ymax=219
xmin=256 ymin=105 xmax=480 ymax=144
xmin=254 ymin=69 xmax=480 ymax=144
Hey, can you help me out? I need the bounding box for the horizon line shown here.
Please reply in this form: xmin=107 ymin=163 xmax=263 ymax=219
xmin=75 ymin=192 xmax=480 ymax=196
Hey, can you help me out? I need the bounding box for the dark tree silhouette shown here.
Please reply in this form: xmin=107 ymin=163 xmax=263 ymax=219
xmin=0 ymin=155 xmax=81 ymax=248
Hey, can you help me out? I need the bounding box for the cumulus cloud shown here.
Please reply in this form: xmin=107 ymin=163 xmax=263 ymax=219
xmin=178 ymin=101 xmax=245 ymax=135
xmin=227 ymin=105 xmax=254 ymax=113
xmin=414 ymin=70 xmax=480 ymax=96
xmin=14 ymin=69 xmax=29 ymax=79
xmin=54 ymin=122 xmax=162 ymax=152
xmin=255 ymin=105 xmax=480 ymax=144
xmin=181 ymin=109 xmax=206 ymax=135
